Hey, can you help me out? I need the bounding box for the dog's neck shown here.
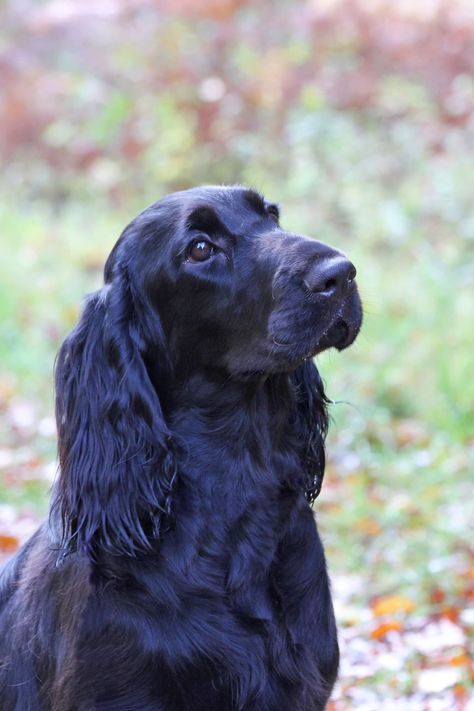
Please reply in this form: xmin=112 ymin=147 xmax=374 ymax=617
xmin=167 ymin=371 xmax=294 ymax=451
xmin=151 ymin=369 xmax=306 ymax=505
xmin=163 ymin=370 xmax=304 ymax=532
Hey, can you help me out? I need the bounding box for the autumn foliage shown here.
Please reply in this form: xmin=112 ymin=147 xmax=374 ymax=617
xmin=1 ymin=0 xmax=474 ymax=201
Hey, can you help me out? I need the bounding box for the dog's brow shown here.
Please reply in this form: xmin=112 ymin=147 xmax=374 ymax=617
xmin=242 ymin=189 xmax=268 ymax=217
xmin=185 ymin=206 xmax=222 ymax=233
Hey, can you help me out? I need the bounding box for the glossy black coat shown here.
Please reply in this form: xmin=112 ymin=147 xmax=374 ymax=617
xmin=0 ymin=186 xmax=362 ymax=710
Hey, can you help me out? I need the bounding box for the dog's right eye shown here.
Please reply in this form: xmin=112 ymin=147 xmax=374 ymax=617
xmin=188 ymin=240 xmax=214 ymax=263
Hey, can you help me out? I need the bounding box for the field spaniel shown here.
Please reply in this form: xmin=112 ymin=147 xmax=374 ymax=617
xmin=0 ymin=186 xmax=362 ymax=710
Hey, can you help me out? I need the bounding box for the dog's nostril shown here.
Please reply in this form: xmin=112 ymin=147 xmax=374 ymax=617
xmin=305 ymin=257 xmax=356 ymax=296
xmin=323 ymin=277 xmax=337 ymax=292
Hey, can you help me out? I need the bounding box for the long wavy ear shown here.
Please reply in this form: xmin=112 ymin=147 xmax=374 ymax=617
xmin=51 ymin=253 xmax=177 ymax=559
xmin=291 ymin=359 xmax=330 ymax=503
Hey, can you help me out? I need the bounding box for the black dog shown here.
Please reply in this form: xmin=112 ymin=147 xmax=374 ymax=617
xmin=0 ymin=186 xmax=362 ymax=710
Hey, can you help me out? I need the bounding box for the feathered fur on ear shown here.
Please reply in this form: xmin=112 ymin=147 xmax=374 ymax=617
xmin=51 ymin=258 xmax=177 ymax=559
xmin=291 ymin=359 xmax=330 ymax=503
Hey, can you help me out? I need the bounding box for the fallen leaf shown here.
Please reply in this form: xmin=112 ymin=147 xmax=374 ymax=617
xmin=372 ymin=595 xmax=415 ymax=617
xmin=0 ymin=534 xmax=20 ymax=553
xmin=448 ymin=652 xmax=471 ymax=667
xmin=440 ymin=605 xmax=461 ymax=623
xmin=370 ymin=620 xmax=403 ymax=639
xmin=430 ymin=587 xmax=445 ymax=605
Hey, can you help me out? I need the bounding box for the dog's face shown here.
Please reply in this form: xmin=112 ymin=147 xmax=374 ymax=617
xmin=108 ymin=185 xmax=362 ymax=378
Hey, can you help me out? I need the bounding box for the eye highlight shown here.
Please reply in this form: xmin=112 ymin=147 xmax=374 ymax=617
xmin=188 ymin=240 xmax=214 ymax=263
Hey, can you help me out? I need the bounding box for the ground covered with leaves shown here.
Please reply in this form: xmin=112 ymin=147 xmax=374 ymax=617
xmin=1 ymin=0 xmax=473 ymax=707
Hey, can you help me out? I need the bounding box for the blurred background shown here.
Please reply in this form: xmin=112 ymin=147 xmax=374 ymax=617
xmin=0 ymin=0 xmax=473 ymax=707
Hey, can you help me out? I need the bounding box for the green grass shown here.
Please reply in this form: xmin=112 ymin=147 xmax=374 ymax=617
xmin=0 ymin=204 xmax=115 ymax=400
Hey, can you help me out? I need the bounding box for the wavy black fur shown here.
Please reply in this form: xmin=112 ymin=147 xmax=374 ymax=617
xmin=0 ymin=186 xmax=362 ymax=711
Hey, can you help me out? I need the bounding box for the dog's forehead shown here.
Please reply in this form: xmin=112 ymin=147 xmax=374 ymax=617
xmin=179 ymin=187 xmax=279 ymax=235
xmin=185 ymin=186 xmax=271 ymax=214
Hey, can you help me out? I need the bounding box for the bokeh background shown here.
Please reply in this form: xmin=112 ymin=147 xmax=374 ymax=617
xmin=1 ymin=0 xmax=473 ymax=707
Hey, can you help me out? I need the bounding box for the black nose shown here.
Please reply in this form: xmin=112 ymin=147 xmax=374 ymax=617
xmin=304 ymin=256 xmax=356 ymax=296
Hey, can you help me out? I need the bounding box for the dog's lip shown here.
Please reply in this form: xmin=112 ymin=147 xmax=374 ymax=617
xmin=317 ymin=319 xmax=351 ymax=351
xmin=272 ymin=317 xmax=359 ymax=358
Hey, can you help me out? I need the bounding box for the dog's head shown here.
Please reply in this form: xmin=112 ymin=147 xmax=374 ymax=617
xmin=53 ymin=186 xmax=362 ymax=558
xmin=105 ymin=185 xmax=362 ymax=380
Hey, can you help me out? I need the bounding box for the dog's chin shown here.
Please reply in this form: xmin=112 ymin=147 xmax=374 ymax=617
xmin=279 ymin=318 xmax=360 ymax=369
xmin=313 ymin=318 xmax=357 ymax=354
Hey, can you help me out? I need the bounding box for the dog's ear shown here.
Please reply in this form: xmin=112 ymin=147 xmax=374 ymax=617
xmin=51 ymin=246 xmax=176 ymax=559
xmin=290 ymin=359 xmax=329 ymax=503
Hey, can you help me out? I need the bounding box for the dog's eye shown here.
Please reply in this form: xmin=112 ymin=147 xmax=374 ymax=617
xmin=188 ymin=240 xmax=214 ymax=263
xmin=267 ymin=205 xmax=280 ymax=223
